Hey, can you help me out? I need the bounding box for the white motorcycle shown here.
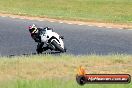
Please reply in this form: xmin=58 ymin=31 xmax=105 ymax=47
xmin=36 ymin=27 xmax=66 ymax=54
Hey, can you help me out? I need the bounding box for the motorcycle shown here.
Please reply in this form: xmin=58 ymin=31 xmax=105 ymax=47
xmin=36 ymin=27 xmax=66 ymax=54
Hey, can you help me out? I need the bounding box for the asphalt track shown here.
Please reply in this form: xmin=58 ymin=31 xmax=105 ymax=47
xmin=0 ymin=16 xmax=132 ymax=56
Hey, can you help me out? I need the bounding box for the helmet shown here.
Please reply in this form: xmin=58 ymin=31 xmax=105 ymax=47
xmin=28 ymin=24 xmax=38 ymax=34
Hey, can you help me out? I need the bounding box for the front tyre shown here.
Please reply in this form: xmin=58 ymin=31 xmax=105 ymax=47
xmin=51 ymin=40 xmax=65 ymax=53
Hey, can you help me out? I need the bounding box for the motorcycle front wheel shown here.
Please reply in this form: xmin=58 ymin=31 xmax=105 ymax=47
xmin=51 ymin=40 xmax=65 ymax=53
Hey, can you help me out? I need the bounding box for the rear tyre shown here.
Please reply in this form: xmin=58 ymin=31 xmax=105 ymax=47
xmin=51 ymin=40 xmax=65 ymax=53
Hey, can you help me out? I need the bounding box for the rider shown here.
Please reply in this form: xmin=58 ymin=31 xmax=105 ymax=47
xmin=28 ymin=24 xmax=64 ymax=53
xmin=28 ymin=24 xmax=53 ymax=53
xmin=28 ymin=24 xmax=52 ymax=43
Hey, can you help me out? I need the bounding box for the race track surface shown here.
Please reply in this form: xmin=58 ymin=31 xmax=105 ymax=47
xmin=0 ymin=17 xmax=132 ymax=56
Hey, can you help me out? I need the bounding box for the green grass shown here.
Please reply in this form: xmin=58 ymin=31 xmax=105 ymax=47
xmin=0 ymin=79 xmax=132 ymax=88
xmin=0 ymin=54 xmax=132 ymax=88
xmin=0 ymin=0 xmax=132 ymax=23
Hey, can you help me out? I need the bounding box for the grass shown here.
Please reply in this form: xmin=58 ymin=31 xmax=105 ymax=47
xmin=0 ymin=54 xmax=132 ymax=88
xmin=0 ymin=79 xmax=132 ymax=88
xmin=0 ymin=0 xmax=131 ymax=23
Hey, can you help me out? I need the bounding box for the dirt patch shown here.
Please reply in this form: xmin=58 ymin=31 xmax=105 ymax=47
xmin=0 ymin=13 xmax=132 ymax=29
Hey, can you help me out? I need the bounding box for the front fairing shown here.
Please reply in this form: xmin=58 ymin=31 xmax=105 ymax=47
xmin=40 ymin=29 xmax=64 ymax=49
